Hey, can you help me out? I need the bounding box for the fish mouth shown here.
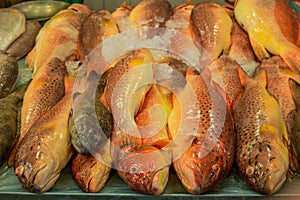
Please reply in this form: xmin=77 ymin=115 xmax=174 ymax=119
xmin=264 ymin=168 xmax=287 ymax=195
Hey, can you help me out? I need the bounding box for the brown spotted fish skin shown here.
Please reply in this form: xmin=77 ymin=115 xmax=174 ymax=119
xmin=77 ymin=10 xmax=119 ymax=62
xmin=190 ymin=2 xmax=232 ymax=61
xmin=72 ymin=153 xmax=111 ymax=193
xmin=8 ymin=58 xmax=67 ymax=167
xmin=129 ymin=0 xmax=172 ymax=28
xmin=233 ymin=69 xmax=289 ymax=195
xmin=14 ymin=76 xmax=74 ymax=193
xmin=256 ymin=56 xmax=300 ymax=175
xmin=170 ymin=70 xmax=235 ymax=194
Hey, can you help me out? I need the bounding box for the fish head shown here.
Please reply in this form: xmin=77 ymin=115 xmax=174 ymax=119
xmin=14 ymin=137 xmax=59 ymax=193
xmin=116 ymin=146 xmax=170 ymax=195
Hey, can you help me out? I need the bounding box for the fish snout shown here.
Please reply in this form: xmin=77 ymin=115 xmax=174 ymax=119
xmin=264 ymin=163 xmax=287 ymax=195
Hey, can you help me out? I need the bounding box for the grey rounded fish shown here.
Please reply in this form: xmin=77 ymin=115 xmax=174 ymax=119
xmin=70 ymin=70 xmax=112 ymax=154
xmin=0 ymin=83 xmax=27 ymax=166
xmin=0 ymin=53 xmax=18 ymax=98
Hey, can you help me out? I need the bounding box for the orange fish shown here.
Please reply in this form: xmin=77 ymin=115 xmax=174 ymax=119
xmin=111 ymin=1 xmax=133 ymax=32
xmin=169 ymin=69 xmax=235 ymax=194
xmin=14 ymin=76 xmax=75 ymax=193
xmin=8 ymin=58 xmax=67 ymax=167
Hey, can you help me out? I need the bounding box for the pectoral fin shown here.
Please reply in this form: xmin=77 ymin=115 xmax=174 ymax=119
xmin=249 ymin=33 xmax=270 ymax=61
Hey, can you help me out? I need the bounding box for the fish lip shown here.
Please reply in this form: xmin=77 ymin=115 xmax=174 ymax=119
xmin=25 ymin=163 xmax=47 ymax=192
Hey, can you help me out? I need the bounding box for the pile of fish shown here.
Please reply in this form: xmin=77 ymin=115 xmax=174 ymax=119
xmin=0 ymin=0 xmax=299 ymax=196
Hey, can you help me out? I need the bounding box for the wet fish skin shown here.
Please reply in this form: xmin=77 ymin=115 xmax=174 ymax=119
xmin=70 ymin=70 xmax=112 ymax=154
xmin=0 ymin=8 xmax=25 ymax=52
xmin=0 ymin=84 xmax=27 ymax=166
xmin=234 ymin=0 xmax=300 ymax=73
xmin=8 ymin=57 xmax=67 ymax=167
xmin=129 ymin=0 xmax=172 ymax=28
xmin=6 ymin=21 xmax=42 ymax=61
xmin=77 ymin=9 xmax=119 ymax=62
xmin=255 ymin=56 xmax=300 ymax=175
xmin=25 ymin=4 xmax=90 ymax=75
xmin=0 ymin=53 xmax=18 ymax=99
xmin=72 ymin=153 xmax=111 ymax=193
xmin=190 ymin=2 xmax=232 ymax=61
xmin=170 ymin=70 xmax=235 ymax=194
xmin=14 ymin=76 xmax=74 ymax=193
xmin=111 ymin=2 xmax=133 ymax=32
xmin=233 ymin=69 xmax=289 ymax=195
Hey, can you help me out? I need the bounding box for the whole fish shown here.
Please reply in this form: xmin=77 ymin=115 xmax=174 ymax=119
xmin=77 ymin=9 xmax=119 ymax=62
xmin=6 ymin=21 xmax=41 ymax=60
xmin=25 ymin=4 xmax=90 ymax=75
xmin=129 ymin=0 xmax=172 ymax=28
xmin=0 ymin=84 xmax=27 ymax=166
xmin=190 ymin=2 xmax=232 ymax=61
xmin=206 ymin=56 xmax=243 ymax=109
xmin=255 ymin=56 xmax=300 ymax=175
xmin=8 ymin=57 xmax=67 ymax=167
xmin=112 ymin=2 xmax=133 ymax=32
xmin=70 ymin=70 xmax=112 ymax=154
xmin=0 ymin=53 xmax=18 ymax=99
xmin=166 ymin=1 xmax=194 ymax=37
xmin=169 ymin=69 xmax=235 ymax=194
xmin=14 ymin=76 xmax=74 ymax=193
xmin=233 ymin=68 xmax=289 ymax=195
xmin=105 ymin=48 xmax=154 ymax=146
xmin=234 ymin=0 xmax=300 ymax=73
xmin=0 ymin=8 xmax=25 ymax=52
xmin=226 ymin=8 xmax=258 ymax=77
xmin=72 ymin=153 xmax=111 ymax=193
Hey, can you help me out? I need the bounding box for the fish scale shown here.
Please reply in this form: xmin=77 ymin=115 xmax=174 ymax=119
xmin=170 ymin=70 xmax=235 ymax=194
xmin=233 ymin=69 xmax=289 ymax=195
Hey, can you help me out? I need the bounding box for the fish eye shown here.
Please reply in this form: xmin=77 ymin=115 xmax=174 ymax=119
xmin=246 ymin=166 xmax=254 ymax=176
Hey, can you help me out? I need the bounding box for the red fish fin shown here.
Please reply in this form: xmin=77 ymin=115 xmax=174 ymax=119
xmin=280 ymin=45 xmax=300 ymax=73
xmin=254 ymin=69 xmax=267 ymax=88
xmin=237 ymin=67 xmax=250 ymax=88
xmin=152 ymin=140 xmax=170 ymax=149
xmin=248 ymin=33 xmax=270 ymax=61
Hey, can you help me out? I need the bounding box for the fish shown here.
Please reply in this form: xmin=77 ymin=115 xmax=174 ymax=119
xmin=77 ymin=9 xmax=119 ymax=63
xmin=190 ymin=2 xmax=232 ymax=62
xmin=14 ymin=76 xmax=75 ymax=193
xmin=70 ymin=70 xmax=113 ymax=154
xmin=6 ymin=21 xmax=42 ymax=60
xmin=0 ymin=8 xmax=25 ymax=52
xmin=105 ymin=48 xmax=154 ymax=146
xmin=111 ymin=1 xmax=133 ymax=32
xmin=8 ymin=57 xmax=67 ymax=167
xmin=72 ymin=153 xmax=111 ymax=193
xmin=169 ymin=69 xmax=235 ymax=194
xmin=234 ymin=0 xmax=300 ymax=73
xmin=255 ymin=56 xmax=300 ymax=175
xmin=226 ymin=8 xmax=259 ymax=77
xmin=0 ymin=84 xmax=27 ymax=166
xmin=0 ymin=53 xmax=18 ymax=99
xmin=25 ymin=4 xmax=90 ymax=75
xmin=233 ymin=68 xmax=289 ymax=195
xmin=166 ymin=1 xmax=194 ymax=37
xmin=129 ymin=0 xmax=172 ymax=28
xmin=205 ymin=56 xmax=243 ymax=110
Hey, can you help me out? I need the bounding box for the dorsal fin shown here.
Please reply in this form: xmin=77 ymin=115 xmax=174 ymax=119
xmin=238 ymin=67 xmax=250 ymax=88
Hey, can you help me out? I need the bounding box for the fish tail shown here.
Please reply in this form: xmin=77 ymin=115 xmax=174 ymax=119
xmin=64 ymin=75 xmax=75 ymax=95
xmin=280 ymin=45 xmax=300 ymax=74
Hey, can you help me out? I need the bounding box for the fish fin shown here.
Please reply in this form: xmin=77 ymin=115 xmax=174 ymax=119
xmin=254 ymin=68 xmax=267 ymax=88
xmin=278 ymin=66 xmax=300 ymax=84
xmin=231 ymin=91 xmax=243 ymax=111
xmin=64 ymin=75 xmax=75 ymax=94
xmin=25 ymin=47 xmax=36 ymax=69
xmin=100 ymin=89 xmax=111 ymax=111
xmin=186 ymin=67 xmax=198 ymax=77
xmin=152 ymin=140 xmax=171 ymax=149
xmin=223 ymin=37 xmax=231 ymax=56
xmin=280 ymin=45 xmax=300 ymax=73
xmin=211 ymin=80 xmax=231 ymax=111
xmin=248 ymin=33 xmax=270 ymax=61
xmin=237 ymin=67 xmax=250 ymax=88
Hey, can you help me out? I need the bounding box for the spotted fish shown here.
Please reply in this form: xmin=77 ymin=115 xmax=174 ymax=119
xmin=255 ymin=56 xmax=300 ymax=175
xmin=14 ymin=76 xmax=74 ymax=193
xmin=77 ymin=9 xmax=119 ymax=62
xmin=190 ymin=2 xmax=232 ymax=62
xmin=8 ymin=58 xmax=67 ymax=167
xmin=25 ymin=4 xmax=90 ymax=75
xmin=169 ymin=69 xmax=235 ymax=194
xmin=72 ymin=153 xmax=111 ymax=193
xmin=234 ymin=0 xmax=300 ymax=73
xmin=233 ymin=68 xmax=289 ymax=195
xmin=0 ymin=84 xmax=27 ymax=166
